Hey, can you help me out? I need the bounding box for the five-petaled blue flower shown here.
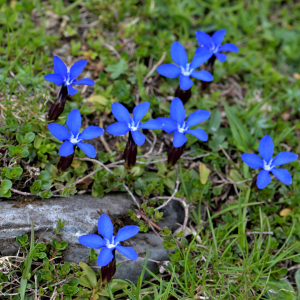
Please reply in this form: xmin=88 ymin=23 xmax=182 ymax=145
xmin=48 ymin=109 xmax=104 ymax=158
xmin=241 ymin=135 xmax=298 ymax=189
xmin=157 ymin=41 xmax=213 ymax=90
xmin=195 ymin=29 xmax=239 ymax=62
xmin=106 ymin=102 xmax=162 ymax=146
xmin=78 ymin=214 xmax=139 ymax=267
xmin=44 ymin=56 xmax=94 ymax=95
xmin=158 ymin=97 xmax=210 ymax=148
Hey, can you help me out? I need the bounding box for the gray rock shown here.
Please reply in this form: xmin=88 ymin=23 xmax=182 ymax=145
xmin=0 ymin=193 xmax=183 ymax=283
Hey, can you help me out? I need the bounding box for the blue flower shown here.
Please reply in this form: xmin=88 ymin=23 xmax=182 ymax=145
xmin=241 ymin=135 xmax=298 ymax=189
xmin=158 ymin=97 xmax=210 ymax=148
xmin=157 ymin=41 xmax=213 ymax=90
xmin=44 ymin=56 xmax=95 ymax=95
xmin=78 ymin=214 xmax=139 ymax=267
xmin=48 ymin=109 xmax=104 ymax=158
xmin=106 ymin=102 xmax=162 ymax=146
xmin=195 ymin=29 xmax=239 ymax=62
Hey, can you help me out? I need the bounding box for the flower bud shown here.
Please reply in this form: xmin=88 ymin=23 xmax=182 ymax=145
xmin=124 ymin=131 xmax=137 ymax=168
xmin=202 ymin=56 xmax=216 ymax=91
xmin=175 ymin=86 xmax=192 ymax=105
xmin=58 ymin=151 xmax=75 ymax=171
xmin=48 ymin=85 xmax=68 ymax=121
xmin=101 ymin=249 xmax=116 ymax=284
xmin=167 ymin=144 xmax=184 ymax=167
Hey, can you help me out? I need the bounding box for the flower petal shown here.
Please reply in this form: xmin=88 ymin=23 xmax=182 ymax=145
xmin=191 ymin=70 xmax=213 ymax=82
xmin=186 ymin=110 xmax=210 ymax=127
xmin=53 ymin=56 xmax=68 ymax=77
xmin=67 ymin=85 xmax=78 ymax=95
xmin=139 ymin=119 xmax=162 ymax=130
xmin=115 ymin=225 xmax=139 ymax=243
xmin=133 ymin=102 xmax=150 ymax=122
xmin=170 ymin=41 xmax=188 ymax=67
xmin=79 ymin=126 xmax=104 ymax=140
xmin=186 ymin=128 xmax=208 ymax=141
xmin=106 ymin=122 xmax=129 ymax=136
xmin=59 ymin=141 xmax=74 ymax=157
xmin=78 ymin=234 xmax=106 ymax=249
xmin=257 ymin=170 xmax=271 ymax=189
xmin=157 ymin=64 xmax=181 ymax=78
xmin=132 ymin=130 xmax=145 ymax=146
xmin=44 ymin=74 xmax=64 ymax=86
xmin=215 ymin=52 xmax=227 ymax=62
xmin=66 ymin=109 xmax=81 ymax=135
xmin=179 ymin=75 xmax=193 ymax=90
xmin=98 ymin=214 xmax=114 ymax=241
xmin=271 ymin=168 xmax=292 ymax=185
xmin=116 ymin=246 xmax=138 ymax=261
xmin=241 ymin=153 xmax=263 ymax=169
xmin=272 ymin=152 xmax=298 ymax=166
xmin=48 ymin=123 xmax=70 ymax=141
xmin=212 ymin=29 xmax=226 ymax=47
xmin=70 ymin=60 xmax=87 ymax=80
xmin=218 ymin=43 xmax=239 ymax=53
xmin=97 ymin=248 xmax=114 ymax=267
xmin=170 ymin=97 xmax=185 ymax=126
xmin=173 ymin=131 xmax=187 ymax=147
xmin=73 ymin=78 xmax=95 ymax=86
xmin=111 ymin=103 xmax=131 ymax=123
xmin=190 ymin=52 xmax=212 ymax=69
xmin=195 ymin=31 xmax=213 ymax=48
xmin=156 ymin=117 xmax=177 ymax=133
xmin=259 ymin=135 xmax=274 ymax=163
xmin=77 ymin=142 xmax=97 ymax=158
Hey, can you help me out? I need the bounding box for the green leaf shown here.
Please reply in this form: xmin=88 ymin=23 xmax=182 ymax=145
xmin=106 ymin=58 xmax=128 ymax=79
xmin=30 ymin=180 xmax=42 ymax=194
xmin=79 ymin=262 xmax=97 ymax=288
xmin=24 ymin=132 xmax=35 ymax=143
xmin=1 ymin=180 xmax=12 ymax=190
xmin=199 ymin=162 xmax=211 ymax=185
xmin=295 ymin=269 xmax=300 ymax=292
xmin=38 ymin=170 xmax=50 ymax=181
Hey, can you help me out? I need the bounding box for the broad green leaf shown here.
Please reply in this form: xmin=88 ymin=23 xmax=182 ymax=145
xmin=199 ymin=162 xmax=210 ymax=184
xmin=1 ymin=179 xmax=12 ymax=190
xmin=79 ymin=262 xmax=97 ymax=288
xmin=229 ymin=170 xmax=247 ymax=189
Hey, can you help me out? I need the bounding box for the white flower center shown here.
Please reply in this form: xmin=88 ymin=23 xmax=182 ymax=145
xmin=105 ymin=237 xmax=119 ymax=249
xmin=263 ymin=159 xmax=274 ymax=171
xmin=128 ymin=119 xmax=140 ymax=132
xmin=180 ymin=63 xmax=194 ymax=76
xmin=69 ymin=133 xmax=81 ymax=144
xmin=65 ymin=73 xmax=75 ymax=86
xmin=210 ymin=42 xmax=219 ymax=53
xmin=177 ymin=122 xmax=189 ymax=134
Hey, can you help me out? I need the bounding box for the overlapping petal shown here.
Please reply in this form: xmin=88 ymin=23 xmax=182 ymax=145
xmin=74 ymin=78 xmax=95 ymax=86
xmin=195 ymin=31 xmax=213 ymax=48
xmin=219 ymin=43 xmax=239 ymax=53
xmin=53 ymin=56 xmax=68 ymax=77
xmin=44 ymin=74 xmax=64 ymax=86
xmin=271 ymin=168 xmax=292 ymax=185
xmin=79 ymin=126 xmax=104 ymax=140
xmin=97 ymin=248 xmax=114 ymax=267
xmin=78 ymin=234 xmax=106 ymax=249
xmin=259 ymin=135 xmax=274 ymax=163
xmin=59 ymin=141 xmax=74 ymax=157
xmin=157 ymin=117 xmax=177 ymax=133
xmin=241 ymin=153 xmax=263 ymax=169
xmin=191 ymin=70 xmax=213 ymax=82
xmin=115 ymin=225 xmax=139 ymax=243
xmin=106 ymin=122 xmax=129 ymax=135
xmin=257 ymin=170 xmax=271 ymax=189
xmin=272 ymin=152 xmax=298 ymax=166
xmin=48 ymin=123 xmax=70 ymax=141
xmin=70 ymin=60 xmax=87 ymax=80
xmin=132 ymin=131 xmax=145 ymax=146
xmin=139 ymin=119 xmax=162 ymax=130
xmin=173 ymin=131 xmax=188 ymax=148
xmin=170 ymin=98 xmax=185 ymax=126
xmin=212 ymin=29 xmax=226 ymax=46
xmin=98 ymin=214 xmax=113 ymax=241
xmin=186 ymin=110 xmax=210 ymax=127
xmin=77 ymin=142 xmax=96 ymax=158
xmin=171 ymin=41 xmax=188 ymax=67
xmin=157 ymin=64 xmax=181 ymax=78
xmin=179 ymin=75 xmax=193 ymax=90
xmin=133 ymin=102 xmax=150 ymax=122
xmin=111 ymin=103 xmax=131 ymax=123
xmin=66 ymin=109 xmax=81 ymax=135
xmin=195 ymin=46 xmax=213 ymax=56
xmin=186 ymin=129 xmax=208 ymax=141
xmin=190 ymin=52 xmax=212 ymax=69
xmin=116 ymin=246 xmax=138 ymax=261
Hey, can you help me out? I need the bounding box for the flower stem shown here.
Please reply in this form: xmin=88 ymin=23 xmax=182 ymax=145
xmin=124 ymin=131 xmax=137 ymax=168
xmin=58 ymin=151 xmax=75 ymax=171
xmin=101 ymin=249 xmax=116 ymax=284
xmin=48 ymin=85 xmax=68 ymax=121
xmin=167 ymin=144 xmax=184 ymax=167
xmin=202 ymin=55 xmax=216 ymax=91
xmin=175 ymin=86 xmax=192 ymax=105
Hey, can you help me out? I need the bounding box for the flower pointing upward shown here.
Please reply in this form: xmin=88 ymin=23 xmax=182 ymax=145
xmin=48 ymin=109 xmax=104 ymax=158
xmin=241 ymin=135 xmax=298 ymax=189
xmin=78 ymin=214 xmax=139 ymax=267
xmin=157 ymin=41 xmax=213 ymax=90
xmin=44 ymin=56 xmax=94 ymax=95
xmin=195 ymin=29 xmax=239 ymax=62
xmin=106 ymin=102 xmax=162 ymax=146
xmin=158 ymin=97 xmax=210 ymax=147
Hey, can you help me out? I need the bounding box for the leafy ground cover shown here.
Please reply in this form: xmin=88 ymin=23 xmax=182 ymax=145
xmin=1 ymin=0 xmax=300 ymax=299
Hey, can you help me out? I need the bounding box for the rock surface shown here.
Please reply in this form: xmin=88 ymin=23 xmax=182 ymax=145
xmin=0 ymin=193 xmax=183 ymax=283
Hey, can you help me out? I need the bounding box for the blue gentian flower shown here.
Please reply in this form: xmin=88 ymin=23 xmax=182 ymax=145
xmin=241 ymin=135 xmax=298 ymax=189
xmin=48 ymin=109 xmax=104 ymax=158
xmin=195 ymin=29 xmax=239 ymax=62
xmin=106 ymin=102 xmax=162 ymax=146
xmin=44 ymin=56 xmax=94 ymax=95
xmin=158 ymin=97 xmax=210 ymax=148
xmin=78 ymin=214 xmax=139 ymax=267
xmin=157 ymin=41 xmax=213 ymax=90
